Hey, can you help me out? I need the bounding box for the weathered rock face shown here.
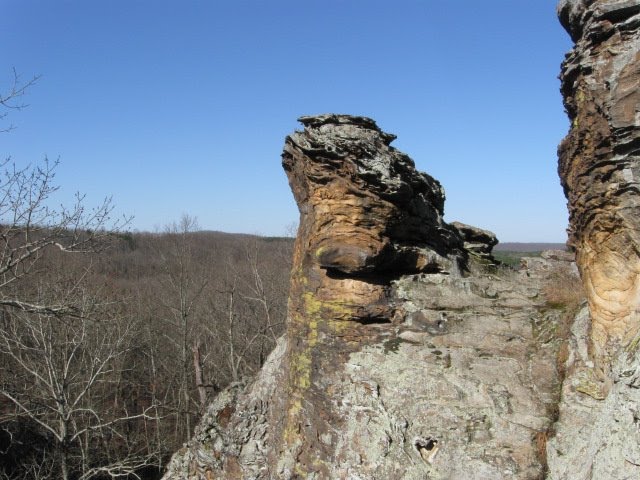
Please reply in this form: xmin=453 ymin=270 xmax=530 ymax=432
xmin=557 ymin=0 xmax=640 ymax=370
xmin=164 ymin=253 xmax=571 ymax=480
xmin=450 ymin=221 xmax=499 ymax=262
xmin=546 ymin=304 xmax=640 ymax=480
xmin=546 ymin=2 xmax=640 ymax=478
xmin=277 ymin=114 xmax=467 ymax=476
xmin=284 ymin=114 xmax=466 ymax=279
xmin=163 ymin=115 xmax=573 ymax=479
xmin=154 ymin=4 xmax=640 ymax=476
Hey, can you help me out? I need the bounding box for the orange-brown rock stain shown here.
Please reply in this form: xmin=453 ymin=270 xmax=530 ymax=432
xmin=278 ymin=247 xmax=390 ymax=477
xmin=274 ymin=114 xmax=465 ymax=475
xmin=558 ymin=16 xmax=640 ymax=375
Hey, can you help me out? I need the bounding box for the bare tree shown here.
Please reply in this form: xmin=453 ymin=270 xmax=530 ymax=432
xmin=0 ymin=449 xmax=56 ymax=480
xmin=0 ymin=68 xmax=39 ymax=134
xmin=240 ymin=237 xmax=286 ymax=344
xmin=0 ymin=268 xmax=161 ymax=480
xmin=0 ymin=159 xmax=129 ymax=318
xmin=156 ymin=214 xmax=208 ymax=439
xmin=0 ymin=70 xmax=127 ymax=319
xmin=0 ymin=71 xmax=157 ymax=477
xmin=200 ymin=236 xmax=290 ymax=386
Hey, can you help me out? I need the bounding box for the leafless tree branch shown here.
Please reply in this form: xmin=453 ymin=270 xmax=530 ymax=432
xmin=0 ymin=68 xmax=40 ymax=134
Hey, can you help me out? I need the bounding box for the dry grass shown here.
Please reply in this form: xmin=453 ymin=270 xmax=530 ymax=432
xmin=542 ymin=263 xmax=587 ymax=386
xmin=543 ymin=265 xmax=585 ymax=311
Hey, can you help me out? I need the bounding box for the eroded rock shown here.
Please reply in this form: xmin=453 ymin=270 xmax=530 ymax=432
xmin=163 ymin=115 xmax=571 ymax=479
xmin=546 ymin=2 xmax=640 ymax=478
xmin=164 ymin=254 xmax=570 ymax=480
xmin=284 ymin=114 xmax=466 ymax=279
xmin=450 ymin=221 xmax=499 ymax=262
xmin=557 ymin=0 xmax=640 ymax=370
xmin=276 ymin=114 xmax=468 ymax=476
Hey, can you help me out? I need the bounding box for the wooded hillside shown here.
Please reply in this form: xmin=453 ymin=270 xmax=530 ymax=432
xmin=0 ymin=218 xmax=292 ymax=479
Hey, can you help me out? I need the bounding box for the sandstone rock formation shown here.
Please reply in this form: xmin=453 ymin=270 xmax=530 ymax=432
xmin=158 ymin=3 xmax=640 ymax=477
xmin=557 ymin=0 xmax=640 ymax=371
xmin=163 ymin=115 xmax=572 ymax=479
xmin=450 ymin=221 xmax=498 ymax=263
xmin=276 ymin=114 xmax=468 ymax=477
xmin=545 ymin=2 xmax=640 ymax=478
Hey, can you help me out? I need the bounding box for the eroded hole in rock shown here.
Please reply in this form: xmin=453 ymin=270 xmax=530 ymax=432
xmin=352 ymin=316 xmax=392 ymax=325
xmin=325 ymin=268 xmax=391 ymax=286
xmin=415 ymin=437 xmax=439 ymax=463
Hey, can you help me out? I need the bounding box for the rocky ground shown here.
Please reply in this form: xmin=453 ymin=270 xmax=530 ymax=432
xmin=323 ymin=258 xmax=569 ymax=480
xmin=163 ymin=1 xmax=640 ymax=477
xmin=164 ymin=251 xmax=580 ymax=479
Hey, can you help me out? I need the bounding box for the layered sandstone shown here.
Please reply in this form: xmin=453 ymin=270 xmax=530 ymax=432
xmin=450 ymin=221 xmax=499 ymax=263
xmin=164 ymin=116 xmax=567 ymax=479
xmin=557 ymin=0 xmax=640 ymax=371
xmin=545 ymin=2 xmax=640 ymax=478
xmin=277 ymin=114 xmax=467 ymax=476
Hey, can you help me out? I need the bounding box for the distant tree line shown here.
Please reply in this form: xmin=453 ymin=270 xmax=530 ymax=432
xmin=0 ymin=184 xmax=292 ymax=479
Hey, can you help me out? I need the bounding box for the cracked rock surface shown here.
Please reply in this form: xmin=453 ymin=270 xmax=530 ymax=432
xmin=163 ymin=116 xmax=571 ymax=479
xmin=163 ymin=253 xmax=572 ymax=479
xmin=546 ymin=2 xmax=640 ymax=478
xmin=557 ymin=0 xmax=640 ymax=367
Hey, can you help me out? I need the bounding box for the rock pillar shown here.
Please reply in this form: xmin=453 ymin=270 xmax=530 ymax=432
xmin=557 ymin=0 xmax=640 ymax=372
xmin=276 ymin=114 xmax=465 ymax=476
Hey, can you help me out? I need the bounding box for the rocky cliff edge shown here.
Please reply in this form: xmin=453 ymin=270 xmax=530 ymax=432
xmin=163 ymin=115 xmax=573 ymax=479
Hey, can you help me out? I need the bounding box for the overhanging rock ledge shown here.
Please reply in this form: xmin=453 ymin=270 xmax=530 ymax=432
xmin=163 ymin=115 xmax=568 ymax=479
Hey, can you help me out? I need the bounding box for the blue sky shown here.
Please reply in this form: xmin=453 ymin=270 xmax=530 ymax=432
xmin=2 ymin=0 xmax=572 ymax=242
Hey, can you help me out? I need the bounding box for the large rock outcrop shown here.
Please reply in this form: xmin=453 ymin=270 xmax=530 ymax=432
xmin=276 ymin=114 xmax=468 ymax=477
xmin=156 ymin=3 xmax=640 ymax=476
xmin=546 ymin=2 xmax=640 ymax=478
xmin=557 ymin=0 xmax=640 ymax=372
xmin=164 ymin=115 xmax=569 ymax=479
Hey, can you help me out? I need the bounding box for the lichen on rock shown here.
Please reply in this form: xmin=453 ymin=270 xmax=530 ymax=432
xmin=546 ymin=1 xmax=640 ymax=478
xmin=163 ymin=114 xmax=573 ymax=479
xmin=277 ymin=114 xmax=470 ymax=477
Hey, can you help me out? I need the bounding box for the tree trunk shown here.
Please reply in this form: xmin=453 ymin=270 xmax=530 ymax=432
xmin=192 ymin=341 xmax=207 ymax=409
xmin=59 ymin=442 xmax=70 ymax=480
xmin=227 ymin=289 xmax=237 ymax=382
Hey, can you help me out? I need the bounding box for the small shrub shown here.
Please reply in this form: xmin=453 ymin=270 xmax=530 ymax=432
xmin=493 ymin=250 xmax=543 ymax=268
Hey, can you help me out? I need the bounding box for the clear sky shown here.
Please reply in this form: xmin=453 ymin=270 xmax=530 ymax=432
xmin=2 ymin=0 xmax=573 ymax=242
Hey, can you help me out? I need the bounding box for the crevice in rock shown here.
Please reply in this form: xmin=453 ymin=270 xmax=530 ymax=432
xmin=415 ymin=437 xmax=440 ymax=464
xmin=352 ymin=316 xmax=392 ymax=326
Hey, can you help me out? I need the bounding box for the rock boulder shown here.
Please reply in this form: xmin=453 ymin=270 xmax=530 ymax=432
xmin=450 ymin=221 xmax=498 ymax=262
